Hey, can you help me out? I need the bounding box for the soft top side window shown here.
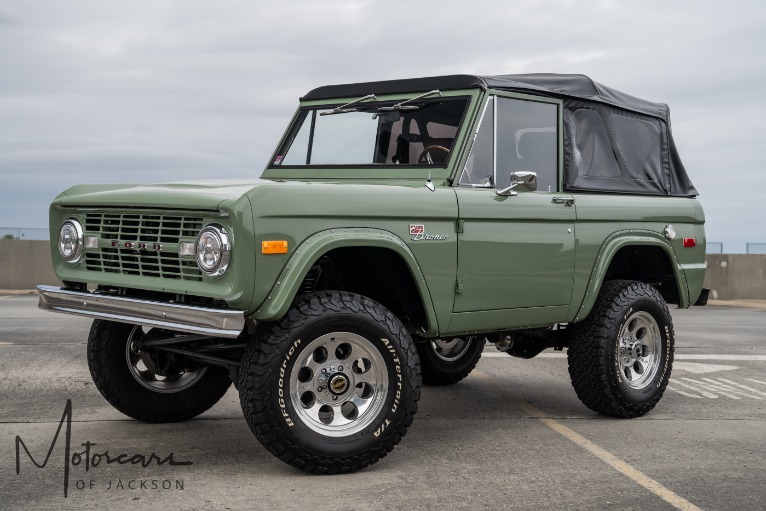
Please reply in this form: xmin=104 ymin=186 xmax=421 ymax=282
xmin=459 ymin=95 xmax=559 ymax=192
xmin=496 ymin=97 xmax=558 ymax=192
xmin=570 ymin=108 xmax=620 ymax=179
xmin=609 ymin=113 xmax=662 ymax=182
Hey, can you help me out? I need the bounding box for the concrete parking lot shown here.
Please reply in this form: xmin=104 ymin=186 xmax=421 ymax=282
xmin=1 ymin=294 xmax=764 ymax=510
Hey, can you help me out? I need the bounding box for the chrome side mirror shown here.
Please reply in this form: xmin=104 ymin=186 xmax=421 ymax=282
xmin=496 ymin=171 xmax=537 ymax=196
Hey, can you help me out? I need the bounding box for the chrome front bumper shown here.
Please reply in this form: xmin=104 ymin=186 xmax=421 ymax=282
xmin=37 ymin=285 xmax=246 ymax=338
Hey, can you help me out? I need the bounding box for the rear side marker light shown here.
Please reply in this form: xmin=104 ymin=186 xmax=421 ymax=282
xmin=262 ymin=241 xmax=288 ymax=254
xmin=683 ymin=238 xmax=696 ymax=248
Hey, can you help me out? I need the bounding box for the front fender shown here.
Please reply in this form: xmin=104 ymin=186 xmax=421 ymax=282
xmin=251 ymin=228 xmax=440 ymax=336
xmin=571 ymin=230 xmax=689 ymax=322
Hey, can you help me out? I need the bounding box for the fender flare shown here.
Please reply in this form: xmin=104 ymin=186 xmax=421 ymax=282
xmin=251 ymin=228 xmax=440 ymax=336
xmin=572 ymin=230 xmax=689 ymax=322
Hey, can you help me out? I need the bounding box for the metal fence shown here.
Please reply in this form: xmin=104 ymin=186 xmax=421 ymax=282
xmin=706 ymin=242 xmax=724 ymax=254
xmin=746 ymin=243 xmax=766 ymax=255
xmin=0 ymin=227 xmax=50 ymax=241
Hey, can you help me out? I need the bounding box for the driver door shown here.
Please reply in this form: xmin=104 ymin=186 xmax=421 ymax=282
xmin=452 ymin=93 xmax=576 ymax=328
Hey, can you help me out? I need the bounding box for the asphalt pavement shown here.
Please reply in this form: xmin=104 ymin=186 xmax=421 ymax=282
xmin=1 ymin=294 xmax=764 ymax=510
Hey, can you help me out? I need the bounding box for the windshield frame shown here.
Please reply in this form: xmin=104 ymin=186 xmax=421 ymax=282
xmin=263 ymin=89 xmax=482 ymax=181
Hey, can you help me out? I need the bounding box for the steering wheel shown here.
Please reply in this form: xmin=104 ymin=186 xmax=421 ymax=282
xmin=417 ymin=145 xmax=451 ymax=164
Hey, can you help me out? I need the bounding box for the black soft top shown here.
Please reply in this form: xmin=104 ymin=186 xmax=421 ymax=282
xmin=302 ymin=73 xmax=668 ymax=121
xmin=302 ymin=74 xmax=696 ymax=197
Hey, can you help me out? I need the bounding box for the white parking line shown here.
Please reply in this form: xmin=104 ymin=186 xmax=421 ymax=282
xmin=482 ymin=352 xmax=566 ymax=358
xmin=474 ymin=370 xmax=704 ymax=511
xmin=483 ymin=352 xmax=766 ymax=361
xmin=709 ymin=378 xmax=766 ymax=398
xmin=681 ymin=378 xmax=762 ymax=400
xmin=701 ymin=378 xmax=763 ymax=399
xmin=671 ymin=379 xmax=719 ymax=399
xmin=673 ymin=362 xmax=738 ymax=374
xmin=679 ymin=378 xmax=742 ymax=399
xmin=674 ymin=355 xmax=766 ymax=361
xmin=666 ymin=377 xmax=766 ymax=401
xmin=747 ymin=379 xmax=766 ymax=386
xmin=666 ymin=386 xmax=703 ymax=398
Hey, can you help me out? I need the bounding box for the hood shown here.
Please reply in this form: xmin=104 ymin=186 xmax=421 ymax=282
xmin=57 ymin=179 xmax=273 ymax=211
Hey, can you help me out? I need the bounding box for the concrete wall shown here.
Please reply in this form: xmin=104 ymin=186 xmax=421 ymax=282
xmin=703 ymin=254 xmax=766 ymax=301
xmin=0 ymin=240 xmax=60 ymax=289
xmin=2 ymin=240 xmax=765 ymax=300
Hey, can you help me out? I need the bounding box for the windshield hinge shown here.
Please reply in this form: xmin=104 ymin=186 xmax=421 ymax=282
xmin=455 ymin=279 xmax=464 ymax=294
xmin=456 ymin=219 xmax=464 ymax=233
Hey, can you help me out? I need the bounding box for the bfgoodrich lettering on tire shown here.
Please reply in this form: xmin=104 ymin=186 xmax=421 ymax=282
xmin=238 ymin=291 xmax=421 ymax=474
xmin=567 ymin=280 xmax=674 ymax=418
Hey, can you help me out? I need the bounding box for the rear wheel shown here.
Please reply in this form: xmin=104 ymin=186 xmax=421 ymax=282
xmin=87 ymin=320 xmax=231 ymax=423
xmin=567 ymin=280 xmax=674 ymax=418
xmin=238 ymin=291 xmax=421 ymax=474
xmin=417 ymin=337 xmax=483 ymax=385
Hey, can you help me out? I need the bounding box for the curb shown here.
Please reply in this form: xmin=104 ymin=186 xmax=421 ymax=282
xmin=706 ymin=300 xmax=766 ymax=311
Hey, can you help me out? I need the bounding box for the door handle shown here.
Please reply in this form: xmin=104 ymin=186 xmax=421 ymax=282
xmin=552 ymin=196 xmax=575 ymax=207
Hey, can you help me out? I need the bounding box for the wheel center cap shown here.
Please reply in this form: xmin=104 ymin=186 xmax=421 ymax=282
xmin=628 ymin=341 xmax=643 ymax=361
xmin=328 ymin=374 xmax=349 ymax=395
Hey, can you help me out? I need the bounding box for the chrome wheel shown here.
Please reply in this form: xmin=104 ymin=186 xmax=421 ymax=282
xmin=430 ymin=337 xmax=472 ymax=362
xmin=616 ymin=311 xmax=661 ymax=390
xmin=568 ymin=281 xmax=673 ymax=418
xmin=289 ymin=332 xmax=388 ymax=437
xmin=125 ymin=326 xmax=207 ymax=393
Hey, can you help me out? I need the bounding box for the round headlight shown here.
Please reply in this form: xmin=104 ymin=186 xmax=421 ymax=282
xmin=195 ymin=224 xmax=231 ymax=277
xmin=58 ymin=219 xmax=83 ymax=263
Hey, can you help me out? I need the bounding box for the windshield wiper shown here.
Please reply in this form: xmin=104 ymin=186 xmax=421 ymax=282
xmin=319 ymin=94 xmax=378 ymax=116
xmin=377 ymin=90 xmax=442 ymax=112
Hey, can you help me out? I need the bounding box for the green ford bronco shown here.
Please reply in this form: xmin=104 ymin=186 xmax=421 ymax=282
xmin=38 ymin=73 xmax=708 ymax=473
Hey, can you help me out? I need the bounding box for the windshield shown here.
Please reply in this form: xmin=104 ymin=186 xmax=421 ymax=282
xmin=272 ymin=97 xmax=468 ymax=167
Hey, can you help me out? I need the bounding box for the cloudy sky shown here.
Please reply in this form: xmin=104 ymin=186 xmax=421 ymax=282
xmin=1 ymin=0 xmax=764 ymax=252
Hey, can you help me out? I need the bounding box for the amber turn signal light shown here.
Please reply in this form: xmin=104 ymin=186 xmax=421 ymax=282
xmin=262 ymin=240 xmax=288 ymax=254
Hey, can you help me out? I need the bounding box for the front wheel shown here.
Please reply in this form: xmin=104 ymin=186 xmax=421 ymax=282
xmin=567 ymin=280 xmax=674 ymax=418
xmin=238 ymin=291 xmax=421 ymax=474
xmin=87 ymin=320 xmax=232 ymax=423
xmin=417 ymin=337 xmax=483 ymax=385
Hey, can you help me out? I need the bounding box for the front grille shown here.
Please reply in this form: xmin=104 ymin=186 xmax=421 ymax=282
xmin=83 ymin=211 xmax=204 ymax=281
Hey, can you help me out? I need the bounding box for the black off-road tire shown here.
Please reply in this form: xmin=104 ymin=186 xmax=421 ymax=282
xmin=417 ymin=337 xmax=484 ymax=385
xmin=238 ymin=291 xmax=421 ymax=474
xmin=567 ymin=280 xmax=674 ymax=418
xmin=88 ymin=319 xmax=232 ymax=423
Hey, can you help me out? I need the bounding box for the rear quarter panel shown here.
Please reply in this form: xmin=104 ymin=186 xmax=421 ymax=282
xmin=569 ymin=194 xmax=706 ymax=321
